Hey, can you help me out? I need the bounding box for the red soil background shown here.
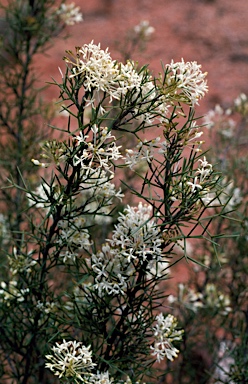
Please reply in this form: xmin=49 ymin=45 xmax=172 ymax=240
xmin=39 ymin=0 xmax=248 ymax=117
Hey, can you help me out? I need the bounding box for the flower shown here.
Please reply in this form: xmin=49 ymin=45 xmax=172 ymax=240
xmin=125 ymin=137 xmax=165 ymax=169
xmin=26 ymin=184 xmax=50 ymax=209
xmin=56 ymin=2 xmax=83 ymax=25
xmin=81 ymin=168 xmax=124 ymax=204
xmin=186 ymin=176 xmax=202 ymax=193
xmin=166 ymin=59 xmax=208 ymax=106
xmin=121 ymin=377 xmax=143 ymax=384
xmin=26 ymin=183 xmax=64 ymax=210
xmin=133 ymin=20 xmax=155 ymax=39
xmin=64 ymin=42 xmax=143 ymax=103
xmin=196 ymin=156 xmax=212 ymax=182
xmin=91 ymin=243 xmax=129 ymax=296
xmin=168 ymin=283 xmax=204 ymax=313
xmin=168 ymin=282 xmax=231 ymax=315
xmin=150 ymin=313 xmax=184 ymax=362
xmin=73 ymin=126 xmax=122 ymax=174
xmin=234 ymin=92 xmax=248 ymax=115
xmin=45 ymin=340 xmax=96 ymax=381
xmin=56 ymin=215 xmax=92 ymax=263
xmin=90 ymin=202 xmax=164 ymax=296
xmin=108 ymin=202 xmax=163 ymax=266
xmin=40 ymin=140 xmax=68 ymax=166
xmin=214 ymin=341 xmax=235 ymax=384
xmin=36 ymin=300 xmax=55 ymax=314
xmin=226 ymin=187 xmax=242 ymax=209
xmin=8 ymin=247 xmax=37 ymax=275
xmin=203 ymin=104 xmax=235 ymax=135
xmin=31 ymin=158 xmax=49 ymax=168
xmin=58 ymin=216 xmax=92 ymax=249
xmin=76 ymin=168 xmax=124 ymax=227
xmin=183 ymin=128 xmax=204 ymax=151
xmin=206 ymin=179 xmax=243 ymax=210
xmin=59 ymin=250 xmax=80 ymax=263
xmin=89 ymin=371 xmax=113 ymax=384
xmin=205 ymin=283 xmax=231 ymax=315
xmin=234 ymin=92 xmax=247 ymax=108
xmin=0 ymin=280 xmax=29 ymax=305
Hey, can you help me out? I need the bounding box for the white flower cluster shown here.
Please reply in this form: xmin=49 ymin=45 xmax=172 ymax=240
xmin=62 ymin=42 xmax=209 ymax=130
xmin=91 ymin=202 xmax=164 ymax=296
xmin=73 ymin=125 xmax=122 ymax=174
xmin=58 ymin=216 xmax=92 ymax=263
xmin=65 ymin=42 xmax=143 ymax=103
xmin=234 ymin=92 xmax=247 ymax=107
xmin=78 ymin=158 xmax=122 ymax=194
xmin=89 ymin=371 xmax=113 ymax=384
xmin=186 ymin=156 xmax=213 ymax=196
xmin=63 ymin=42 xmax=209 ymax=124
xmin=109 ymin=203 xmax=163 ymax=264
xmin=46 ymin=340 xmax=116 ymax=384
xmin=221 ymin=181 xmax=242 ymax=211
xmin=56 ymin=2 xmax=83 ymax=26
xmin=131 ymin=79 xmax=161 ymax=124
xmin=8 ymin=247 xmax=37 ymax=275
xmin=31 ymin=140 xmax=68 ymax=168
xmin=26 ymin=184 xmax=51 ymax=209
xmin=185 ymin=132 xmax=204 ymax=154
xmin=36 ymin=300 xmax=55 ymax=314
xmin=203 ymin=104 xmax=235 ymax=137
xmin=46 ymin=340 xmax=146 ymax=384
xmin=133 ymin=20 xmax=155 ymax=39
xmin=150 ymin=313 xmax=184 ymax=362
xmin=45 ymin=340 xmax=96 ymax=381
xmin=168 ymin=282 xmax=232 ymax=316
xmin=202 ymin=178 xmax=242 ymax=209
xmin=205 ymin=283 xmax=231 ymax=315
xmin=82 ymin=170 xmax=124 ymax=204
xmin=125 ymin=137 xmax=167 ymax=169
xmin=0 ymin=280 xmax=29 ymax=305
xmin=64 ymin=283 xmax=94 ymax=314
xmin=168 ymin=157 xmax=213 ymax=206
xmin=91 ymin=243 xmax=128 ymax=296
xmin=196 ymin=156 xmax=213 ymax=183
xmin=79 ymin=169 xmax=124 ymax=225
xmin=166 ymin=59 xmax=208 ymax=106
xmin=26 ymin=183 xmax=63 ymax=210
xmin=168 ymin=283 xmax=204 ymax=313
xmin=234 ymin=92 xmax=248 ymax=115
xmin=214 ymin=341 xmax=235 ymax=384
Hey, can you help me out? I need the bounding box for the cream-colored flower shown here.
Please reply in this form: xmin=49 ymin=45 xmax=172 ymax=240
xmin=73 ymin=125 xmax=122 ymax=174
xmin=150 ymin=313 xmax=184 ymax=362
xmin=166 ymin=59 xmax=208 ymax=106
xmin=64 ymin=42 xmax=143 ymax=103
xmin=45 ymin=340 xmax=95 ymax=381
xmin=56 ymin=3 xmax=83 ymax=26
xmin=133 ymin=20 xmax=155 ymax=38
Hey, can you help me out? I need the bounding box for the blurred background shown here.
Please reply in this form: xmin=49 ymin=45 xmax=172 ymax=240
xmin=37 ymin=0 xmax=248 ymax=115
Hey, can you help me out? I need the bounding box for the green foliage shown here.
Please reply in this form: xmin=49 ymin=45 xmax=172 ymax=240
xmin=167 ymin=94 xmax=248 ymax=383
xmin=0 ymin=2 xmax=243 ymax=384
